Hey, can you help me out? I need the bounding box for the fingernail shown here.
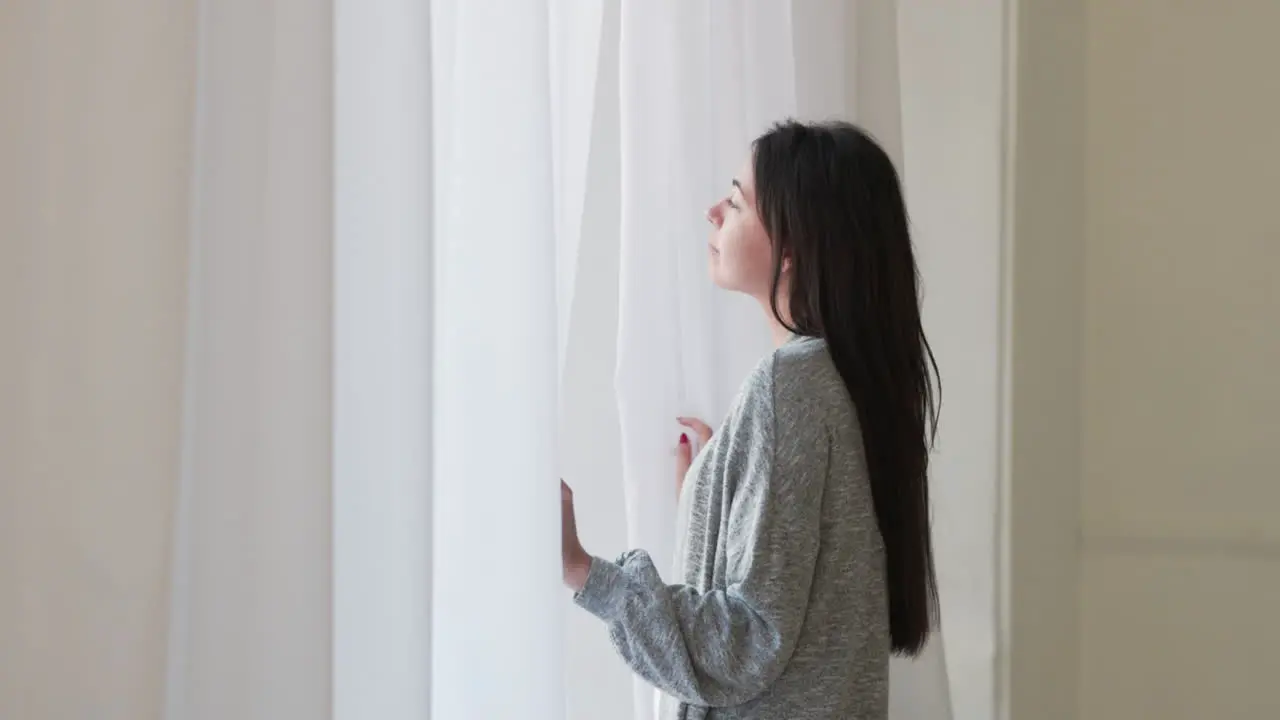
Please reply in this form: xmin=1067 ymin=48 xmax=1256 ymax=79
xmin=679 ymin=434 xmax=689 ymax=445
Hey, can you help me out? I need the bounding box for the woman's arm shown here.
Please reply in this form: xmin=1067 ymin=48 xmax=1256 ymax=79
xmin=570 ymin=359 xmax=828 ymax=708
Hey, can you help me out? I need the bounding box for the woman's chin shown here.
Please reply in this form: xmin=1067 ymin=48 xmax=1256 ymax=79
xmin=707 ymin=263 xmax=725 ymax=289
xmin=707 ymin=268 xmax=738 ymax=293
xmin=708 ymin=258 xmax=750 ymax=293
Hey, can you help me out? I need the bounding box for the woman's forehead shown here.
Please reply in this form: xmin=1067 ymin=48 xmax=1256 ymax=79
xmin=734 ymin=156 xmax=755 ymax=197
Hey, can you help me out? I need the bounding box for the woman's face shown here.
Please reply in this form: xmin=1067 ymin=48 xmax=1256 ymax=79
xmin=705 ymin=156 xmax=776 ymax=297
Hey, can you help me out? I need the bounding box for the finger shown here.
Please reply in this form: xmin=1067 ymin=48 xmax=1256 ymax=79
xmin=560 ymin=481 xmax=576 ymax=524
xmin=676 ymin=434 xmax=692 ymax=464
xmin=677 ymin=417 xmax=714 ymax=444
xmin=675 ymin=435 xmax=691 ymax=494
xmin=676 ymin=416 xmax=712 ymax=436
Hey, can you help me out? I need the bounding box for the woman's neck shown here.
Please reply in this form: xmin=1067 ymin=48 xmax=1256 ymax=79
xmin=757 ymin=292 xmax=795 ymax=348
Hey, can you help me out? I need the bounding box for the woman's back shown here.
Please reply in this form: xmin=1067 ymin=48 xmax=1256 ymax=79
xmin=730 ymin=335 xmax=888 ymax=719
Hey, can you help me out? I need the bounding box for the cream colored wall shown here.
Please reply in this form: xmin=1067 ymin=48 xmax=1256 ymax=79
xmin=0 ymin=3 xmax=195 ymax=719
xmin=1079 ymin=2 xmax=1280 ymax=718
xmin=1012 ymin=2 xmax=1280 ymax=718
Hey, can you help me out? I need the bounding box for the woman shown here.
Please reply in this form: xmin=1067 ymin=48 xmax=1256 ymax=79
xmin=561 ymin=120 xmax=940 ymax=720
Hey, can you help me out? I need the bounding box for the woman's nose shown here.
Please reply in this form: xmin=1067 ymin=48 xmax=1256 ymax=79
xmin=706 ymin=202 xmax=723 ymax=227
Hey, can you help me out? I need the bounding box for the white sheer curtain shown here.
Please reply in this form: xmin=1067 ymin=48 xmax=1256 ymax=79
xmin=2 ymin=1 xmax=971 ymax=718
xmin=164 ymin=1 xmax=333 ymax=718
xmin=429 ymin=1 xmax=599 ymax=717
xmin=169 ymin=0 xmax=600 ymax=718
xmin=332 ymin=0 xmax=431 ymax=718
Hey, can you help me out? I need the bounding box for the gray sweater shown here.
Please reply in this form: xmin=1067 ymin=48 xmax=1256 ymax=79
xmin=575 ymin=336 xmax=889 ymax=719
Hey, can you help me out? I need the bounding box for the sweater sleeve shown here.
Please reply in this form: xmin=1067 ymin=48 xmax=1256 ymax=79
xmin=573 ymin=357 xmax=828 ymax=708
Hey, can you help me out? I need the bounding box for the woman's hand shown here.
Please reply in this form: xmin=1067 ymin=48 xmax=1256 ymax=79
xmin=561 ymin=480 xmax=592 ymax=592
xmin=675 ymin=416 xmax=714 ymax=499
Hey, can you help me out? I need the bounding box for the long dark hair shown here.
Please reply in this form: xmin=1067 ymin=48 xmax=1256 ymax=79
xmin=753 ymin=120 xmax=940 ymax=656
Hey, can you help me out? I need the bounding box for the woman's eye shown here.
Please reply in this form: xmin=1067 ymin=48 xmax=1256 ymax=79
xmin=726 ymin=197 xmax=738 ymax=209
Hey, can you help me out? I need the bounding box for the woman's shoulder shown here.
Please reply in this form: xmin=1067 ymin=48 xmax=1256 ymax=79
xmin=737 ymin=335 xmax=846 ymax=417
xmin=772 ymin=336 xmax=844 ymax=400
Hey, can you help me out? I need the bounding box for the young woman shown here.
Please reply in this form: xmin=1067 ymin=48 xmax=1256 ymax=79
xmin=560 ymin=120 xmax=940 ymax=720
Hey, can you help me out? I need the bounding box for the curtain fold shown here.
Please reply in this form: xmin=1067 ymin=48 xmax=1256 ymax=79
xmin=167 ymin=1 xmax=598 ymax=717
xmin=429 ymin=0 xmax=563 ymax=715
xmin=165 ymin=1 xmax=333 ymax=718
xmin=332 ymin=0 xmax=432 ymax=718
xmin=550 ymin=0 xmax=606 ymax=378
xmin=429 ymin=2 xmax=600 ymax=718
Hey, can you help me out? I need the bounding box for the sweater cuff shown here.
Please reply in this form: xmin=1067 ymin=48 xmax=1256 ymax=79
xmin=573 ymin=555 xmax=625 ymax=620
